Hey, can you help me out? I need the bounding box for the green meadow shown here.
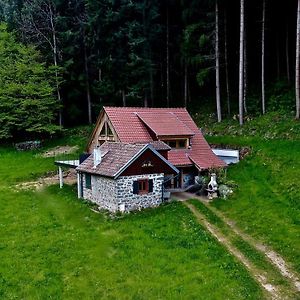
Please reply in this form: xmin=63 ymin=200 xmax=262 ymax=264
xmin=1 ymin=118 xmax=299 ymax=299
xmin=0 ymin=138 xmax=262 ymax=299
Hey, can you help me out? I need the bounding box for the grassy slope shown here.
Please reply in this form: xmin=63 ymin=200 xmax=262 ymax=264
xmin=0 ymin=133 xmax=262 ymax=299
xmin=196 ymin=112 xmax=300 ymax=275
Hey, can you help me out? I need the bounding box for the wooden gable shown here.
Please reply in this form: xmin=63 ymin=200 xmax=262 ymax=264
xmin=119 ymin=148 xmax=177 ymax=177
xmin=87 ymin=110 xmax=119 ymax=153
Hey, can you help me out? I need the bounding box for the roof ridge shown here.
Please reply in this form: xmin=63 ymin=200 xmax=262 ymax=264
xmin=104 ymin=106 xmax=187 ymax=110
xmin=169 ymin=111 xmax=194 ymax=132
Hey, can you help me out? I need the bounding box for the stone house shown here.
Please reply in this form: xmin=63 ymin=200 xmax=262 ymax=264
xmin=86 ymin=107 xmax=226 ymax=189
xmin=76 ymin=141 xmax=178 ymax=212
xmin=55 ymin=106 xmax=226 ymax=212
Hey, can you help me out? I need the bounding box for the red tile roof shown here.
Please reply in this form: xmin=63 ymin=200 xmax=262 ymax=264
xmin=103 ymin=107 xmax=226 ymax=170
xmin=77 ymin=142 xmax=178 ymax=177
xmin=77 ymin=143 xmax=145 ymax=177
xmin=137 ymin=112 xmax=194 ymax=137
xmin=146 ymin=141 xmax=171 ymax=151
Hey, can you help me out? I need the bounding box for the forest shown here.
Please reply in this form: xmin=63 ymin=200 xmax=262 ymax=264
xmin=0 ymin=0 xmax=299 ymax=137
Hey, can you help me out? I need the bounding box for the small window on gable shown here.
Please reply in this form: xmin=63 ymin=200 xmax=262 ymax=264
xmin=100 ymin=125 xmax=106 ymax=137
xmin=85 ymin=174 xmax=92 ymax=189
xmin=107 ymin=125 xmax=113 ymax=137
xmin=133 ymin=179 xmax=153 ymax=195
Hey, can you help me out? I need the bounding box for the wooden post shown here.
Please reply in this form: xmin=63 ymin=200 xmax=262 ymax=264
xmin=77 ymin=173 xmax=82 ymax=198
xmin=59 ymin=166 xmax=63 ymax=188
xmin=180 ymin=168 xmax=184 ymax=189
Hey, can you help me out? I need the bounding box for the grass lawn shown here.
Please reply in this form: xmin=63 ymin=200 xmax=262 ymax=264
xmin=206 ymin=135 xmax=300 ymax=275
xmin=193 ymin=112 xmax=300 ymax=275
xmin=0 ymin=136 xmax=263 ymax=299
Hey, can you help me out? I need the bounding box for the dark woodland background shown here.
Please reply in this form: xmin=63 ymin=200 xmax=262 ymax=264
xmin=0 ymin=0 xmax=298 ymax=130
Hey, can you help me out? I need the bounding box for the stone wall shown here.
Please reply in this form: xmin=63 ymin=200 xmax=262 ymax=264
xmin=81 ymin=172 xmax=164 ymax=212
xmin=82 ymin=174 xmax=118 ymax=212
xmin=116 ymin=173 xmax=164 ymax=212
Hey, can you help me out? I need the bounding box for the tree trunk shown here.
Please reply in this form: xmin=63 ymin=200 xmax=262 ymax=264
xmin=276 ymin=35 xmax=280 ymax=79
xmin=122 ymin=90 xmax=126 ymax=107
xmin=49 ymin=5 xmax=62 ymax=127
xmin=84 ymin=41 xmax=92 ymax=124
xmin=215 ymin=0 xmax=221 ymax=122
xmin=149 ymin=49 xmax=154 ymax=107
xmin=98 ymin=49 xmax=102 ymax=103
xmin=184 ymin=61 xmax=188 ymax=107
xmin=144 ymin=91 xmax=148 ymax=107
xmin=53 ymin=47 xmax=62 ymax=127
xmin=239 ymin=0 xmax=244 ymax=125
xmin=149 ymin=67 xmax=154 ymax=107
xmin=166 ymin=2 xmax=170 ymax=107
xmin=296 ymin=0 xmax=300 ymax=119
xmin=286 ymin=22 xmax=291 ymax=85
xmin=262 ymin=0 xmax=266 ymax=114
xmin=224 ymin=8 xmax=231 ymax=117
xmin=243 ymin=24 xmax=248 ymax=114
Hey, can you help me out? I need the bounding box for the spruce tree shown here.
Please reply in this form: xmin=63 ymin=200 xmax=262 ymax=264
xmin=0 ymin=24 xmax=60 ymax=139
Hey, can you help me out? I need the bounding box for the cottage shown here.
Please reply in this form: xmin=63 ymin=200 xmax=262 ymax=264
xmin=56 ymin=107 xmax=226 ymax=212
xmin=86 ymin=107 xmax=226 ymax=190
xmin=76 ymin=141 xmax=178 ymax=212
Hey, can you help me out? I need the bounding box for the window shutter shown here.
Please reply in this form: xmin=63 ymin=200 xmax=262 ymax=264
xmin=148 ymin=179 xmax=153 ymax=193
xmin=133 ymin=181 xmax=139 ymax=194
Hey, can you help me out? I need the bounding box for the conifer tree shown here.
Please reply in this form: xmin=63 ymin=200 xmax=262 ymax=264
xmin=0 ymin=24 xmax=60 ymax=139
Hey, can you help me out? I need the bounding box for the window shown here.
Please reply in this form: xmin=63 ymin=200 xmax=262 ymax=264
xmin=85 ymin=174 xmax=92 ymax=189
xmin=100 ymin=125 xmax=106 ymax=137
xmin=133 ymin=179 xmax=153 ymax=195
xmin=178 ymin=140 xmax=186 ymax=148
xmin=163 ymin=139 xmax=188 ymax=149
xmin=168 ymin=141 xmax=177 ymax=148
xmin=99 ymin=122 xmax=115 ymax=142
xmin=139 ymin=180 xmax=148 ymax=193
xmin=107 ymin=125 xmax=113 ymax=137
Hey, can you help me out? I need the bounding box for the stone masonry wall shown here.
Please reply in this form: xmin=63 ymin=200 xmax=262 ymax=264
xmin=81 ymin=173 xmax=164 ymax=213
xmin=82 ymin=174 xmax=118 ymax=212
xmin=116 ymin=173 xmax=164 ymax=212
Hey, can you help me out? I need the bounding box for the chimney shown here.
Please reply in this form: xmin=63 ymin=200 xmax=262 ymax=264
xmin=93 ymin=146 xmax=102 ymax=168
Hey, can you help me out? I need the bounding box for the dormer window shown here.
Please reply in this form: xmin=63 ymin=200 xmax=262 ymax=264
xmin=163 ymin=139 xmax=188 ymax=149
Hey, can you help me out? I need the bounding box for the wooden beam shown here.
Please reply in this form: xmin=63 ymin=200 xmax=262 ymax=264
xmin=77 ymin=173 xmax=82 ymax=198
xmin=58 ymin=166 xmax=63 ymax=188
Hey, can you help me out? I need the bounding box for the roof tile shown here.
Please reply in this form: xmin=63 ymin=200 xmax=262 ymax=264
xmin=103 ymin=107 xmax=226 ymax=169
xmin=137 ymin=112 xmax=194 ymax=137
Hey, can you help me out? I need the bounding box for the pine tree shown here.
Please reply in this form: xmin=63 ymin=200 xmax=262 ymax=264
xmin=19 ymin=0 xmax=63 ymax=126
xmin=0 ymin=24 xmax=60 ymax=139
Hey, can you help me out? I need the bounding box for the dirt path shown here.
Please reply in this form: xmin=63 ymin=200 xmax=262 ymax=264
xmin=16 ymin=169 xmax=77 ymax=190
xmin=174 ymin=192 xmax=300 ymax=297
xmin=205 ymin=202 xmax=300 ymax=293
xmin=41 ymin=145 xmax=79 ymax=158
xmin=184 ymin=202 xmax=284 ymax=300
